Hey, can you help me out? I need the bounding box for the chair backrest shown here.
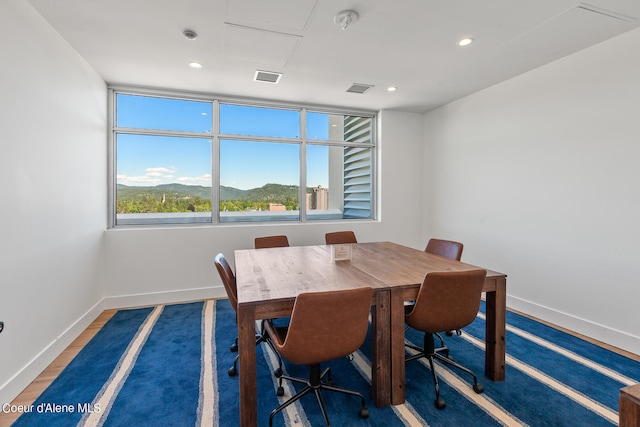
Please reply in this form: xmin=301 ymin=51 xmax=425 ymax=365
xmin=275 ymin=287 xmax=372 ymax=365
xmin=325 ymin=231 xmax=358 ymax=245
xmin=405 ymin=269 xmax=486 ymax=334
xmin=425 ymin=238 xmax=464 ymax=261
xmin=214 ymin=253 xmax=238 ymax=312
xmin=255 ymin=235 xmax=290 ymax=249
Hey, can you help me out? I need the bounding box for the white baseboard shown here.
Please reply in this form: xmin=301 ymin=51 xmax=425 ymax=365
xmin=0 ymin=286 xmax=226 ymax=405
xmin=102 ymin=286 xmax=226 ymax=309
xmin=507 ymin=295 xmax=640 ymax=356
xmin=0 ymin=299 xmax=105 ymax=406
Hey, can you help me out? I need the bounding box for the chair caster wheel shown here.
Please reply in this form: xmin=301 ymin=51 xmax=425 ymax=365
xmin=228 ymin=367 xmax=237 ymax=377
xmin=276 ymin=386 xmax=284 ymax=396
xmin=230 ymin=343 xmax=238 ymax=352
xmin=473 ymin=383 xmax=484 ymax=394
xmin=435 ymin=397 xmax=446 ymax=410
xmin=359 ymin=407 xmax=369 ymax=418
xmin=274 ymin=368 xmax=283 ymax=378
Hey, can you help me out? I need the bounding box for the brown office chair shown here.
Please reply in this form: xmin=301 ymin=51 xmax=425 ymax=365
xmin=265 ymin=287 xmax=372 ymax=426
xmin=405 ymin=238 xmax=465 ymax=331
xmin=214 ymin=253 xmax=282 ymax=377
xmin=325 ymin=230 xmax=357 ymax=245
xmin=425 ymin=238 xmax=463 ymax=261
xmin=255 ymin=235 xmax=290 ymax=249
xmin=424 ymin=238 xmax=464 ymax=340
xmin=405 ymin=269 xmax=486 ymax=409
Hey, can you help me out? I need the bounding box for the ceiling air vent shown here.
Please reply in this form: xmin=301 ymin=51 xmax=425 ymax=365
xmin=254 ymin=70 xmax=282 ymax=84
xmin=346 ymin=83 xmax=374 ymax=94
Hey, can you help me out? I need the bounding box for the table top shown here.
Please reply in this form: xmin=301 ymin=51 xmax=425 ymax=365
xmin=348 ymin=242 xmax=505 ymax=288
xmin=234 ymin=244 xmax=387 ymax=305
xmin=235 ymin=242 xmax=506 ymax=305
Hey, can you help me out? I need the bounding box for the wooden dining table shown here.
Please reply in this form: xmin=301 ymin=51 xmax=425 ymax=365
xmin=234 ymin=242 xmax=507 ymax=426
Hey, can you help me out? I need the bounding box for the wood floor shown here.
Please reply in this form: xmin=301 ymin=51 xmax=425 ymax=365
xmin=1 ymin=304 xmax=638 ymax=426
xmin=0 ymin=309 xmax=117 ymax=426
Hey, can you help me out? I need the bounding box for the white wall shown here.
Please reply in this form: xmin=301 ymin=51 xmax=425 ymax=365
xmin=422 ymin=27 xmax=640 ymax=354
xmin=5 ymin=0 xmax=637 ymax=407
xmin=102 ymin=109 xmax=426 ymax=305
xmin=0 ymin=1 xmax=426 ymax=404
xmin=2 ymin=0 xmax=637 ymax=408
xmin=0 ymin=0 xmax=107 ymax=404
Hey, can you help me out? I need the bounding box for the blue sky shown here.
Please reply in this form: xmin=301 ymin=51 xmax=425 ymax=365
xmin=116 ymin=95 xmax=329 ymax=189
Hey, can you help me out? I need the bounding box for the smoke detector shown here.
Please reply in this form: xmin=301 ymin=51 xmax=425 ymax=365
xmin=334 ymin=10 xmax=359 ymax=30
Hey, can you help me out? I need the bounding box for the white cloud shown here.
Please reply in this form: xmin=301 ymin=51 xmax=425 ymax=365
xmin=118 ymin=168 xmax=211 ymax=187
xmin=146 ymin=166 xmax=176 ymax=174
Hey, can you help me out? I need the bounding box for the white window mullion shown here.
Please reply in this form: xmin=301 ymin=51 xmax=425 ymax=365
xmin=212 ymin=99 xmax=220 ymax=224
xmin=299 ymin=109 xmax=307 ymax=222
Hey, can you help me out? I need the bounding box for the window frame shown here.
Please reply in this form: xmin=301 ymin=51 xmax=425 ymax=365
xmin=108 ymin=86 xmax=377 ymax=228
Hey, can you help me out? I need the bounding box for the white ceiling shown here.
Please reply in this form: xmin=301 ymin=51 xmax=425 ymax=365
xmin=26 ymin=0 xmax=640 ymax=113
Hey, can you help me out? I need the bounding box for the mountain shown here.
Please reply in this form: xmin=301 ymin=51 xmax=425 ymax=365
xmin=220 ymin=185 xmax=245 ymax=200
xmin=241 ymin=183 xmax=301 ymax=202
xmin=117 ymin=183 xmax=211 ymax=200
xmin=117 ymin=183 xmax=312 ymax=201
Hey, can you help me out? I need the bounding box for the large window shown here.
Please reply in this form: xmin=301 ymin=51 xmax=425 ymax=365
xmin=110 ymin=89 xmax=376 ymax=226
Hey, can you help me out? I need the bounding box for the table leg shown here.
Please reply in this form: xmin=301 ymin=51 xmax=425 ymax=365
xmin=238 ymin=304 xmax=257 ymax=426
xmin=390 ymin=290 xmax=406 ymax=405
xmin=484 ymin=277 xmax=506 ymax=381
xmin=370 ymin=290 xmax=391 ymax=407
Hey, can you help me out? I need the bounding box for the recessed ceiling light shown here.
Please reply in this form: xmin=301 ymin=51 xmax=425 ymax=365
xmin=387 ymin=86 xmax=398 ymax=92
xmin=457 ymin=38 xmax=474 ymax=47
xmin=188 ymin=62 xmax=203 ymax=68
xmin=183 ymin=29 xmax=198 ymax=40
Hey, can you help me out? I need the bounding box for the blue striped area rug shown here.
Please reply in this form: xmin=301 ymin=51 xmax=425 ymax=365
xmin=12 ymin=300 xmax=640 ymax=426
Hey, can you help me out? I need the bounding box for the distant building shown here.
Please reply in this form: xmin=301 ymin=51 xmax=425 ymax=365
xmin=309 ymin=185 xmax=329 ymax=210
xmin=268 ymin=203 xmax=286 ymax=211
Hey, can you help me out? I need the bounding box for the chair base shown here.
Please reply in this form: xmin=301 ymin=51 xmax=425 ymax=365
xmin=405 ymin=331 xmax=449 ymax=358
xmin=270 ymin=364 xmax=368 ymax=426
xmin=406 ymin=333 xmax=483 ymax=410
